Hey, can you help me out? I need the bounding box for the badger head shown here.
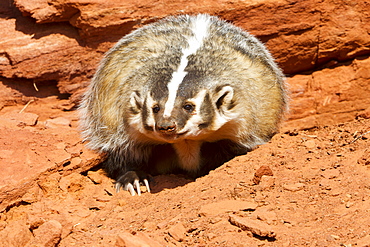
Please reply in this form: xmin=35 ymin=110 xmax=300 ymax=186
xmin=129 ymin=80 xmax=238 ymax=144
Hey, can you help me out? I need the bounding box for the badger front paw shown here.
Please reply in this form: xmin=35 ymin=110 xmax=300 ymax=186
xmin=115 ymin=171 xmax=151 ymax=196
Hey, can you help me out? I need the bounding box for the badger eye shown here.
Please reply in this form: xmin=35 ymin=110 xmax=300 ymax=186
xmin=152 ymin=106 xmax=160 ymax=113
xmin=183 ymin=104 xmax=194 ymax=112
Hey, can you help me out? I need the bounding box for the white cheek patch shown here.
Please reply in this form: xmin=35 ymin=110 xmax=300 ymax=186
xmin=210 ymin=112 xmax=228 ymax=131
xmin=179 ymin=89 xmax=207 ymax=135
xmin=163 ymin=15 xmax=211 ymax=118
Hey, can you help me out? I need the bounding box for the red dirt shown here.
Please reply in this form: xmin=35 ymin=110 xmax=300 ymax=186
xmin=1 ymin=97 xmax=369 ymax=246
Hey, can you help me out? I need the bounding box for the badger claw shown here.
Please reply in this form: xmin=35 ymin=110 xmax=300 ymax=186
xmin=143 ymin=179 xmax=150 ymax=193
xmin=125 ymin=183 xmax=136 ymax=196
xmin=115 ymin=171 xmax=151 ymax=196
xmin=134 ymin=180 xmax=141 ymax=195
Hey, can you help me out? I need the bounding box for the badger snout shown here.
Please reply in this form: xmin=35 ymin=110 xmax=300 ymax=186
xmin=156 ymin=120 xmax=177 ymax=133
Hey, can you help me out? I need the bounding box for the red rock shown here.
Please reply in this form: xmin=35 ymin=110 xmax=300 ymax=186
xmin=0 ymin=220 xmax=34 ymax=247
xmin=78 ymin=148 xmax=105 ymax=172
xmin=253 ymin=165 xmax=273 ymax=185
xmin=115 ymin=231 xmax=163 ymax=247
xmin=0 ymin=114 xmax=102 ymax=212
xmin=0 ymin=127 xmax=57 ymax=210
xmin=168 ymin=223 xmax=187 ymax=242
xmin=135 ymin=232 xmax=163 ymax=247
xmin=87 ymin=170 xmax=104 ymax=184
xmin=65 ymin=143 xmax=84 ymax=157
xmin=11 ymin=0 xmax=370 ymax=73
xmin=46 ymin=148 xmax=72 ymax=166
xmin=0 ymin=1 xmax=369 ymax=131
xmin=59 ymin=173 xmax=89 ymax=192
xmin=282 ymin=183 xmax=305 ymax=192
xmin=29 ymin=220 xmax=62 ymax=247
xmin=1 ymin=111 xmax=39 ymax=126
xmin=45 ymin=117 xmax=71 ymax=128
xmin=283 ymin=57 xmax=370 ymax=130
xmin=252 ymin=207 xmax=278 ymax=225
xmin=258 ymin=176 xmax=276 ymax=190
xmin=229 ymin=215 xmax=276 ymax=238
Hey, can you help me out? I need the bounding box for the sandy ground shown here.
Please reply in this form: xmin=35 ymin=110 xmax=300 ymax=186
xmin=0 ymin=97 xmax=370 ymax=247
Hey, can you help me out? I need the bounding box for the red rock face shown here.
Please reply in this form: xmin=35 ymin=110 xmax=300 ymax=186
xmin=285 ymin=57 xmax=370 ymax=130
xmin=0 ymin=2 xmax=370 ymax=246
xmin=1 ymin=0 xmax=369 ymax=129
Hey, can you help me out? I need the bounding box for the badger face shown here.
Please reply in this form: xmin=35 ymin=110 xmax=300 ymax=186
xmin=129 ymin=81 xmax=236 ymax=144
xmin=124 ymin=14 xmax=244 ymax=144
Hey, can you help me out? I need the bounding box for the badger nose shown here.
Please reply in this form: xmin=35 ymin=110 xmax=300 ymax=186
xmin=157 ymin=122 xmax=177 ymax=133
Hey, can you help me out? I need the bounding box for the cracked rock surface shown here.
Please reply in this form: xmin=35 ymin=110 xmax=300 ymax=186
xmin=1 ymin=0 xmax=370 ymax=246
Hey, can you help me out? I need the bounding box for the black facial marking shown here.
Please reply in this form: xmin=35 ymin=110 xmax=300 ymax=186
xmin=143 ymin=124 xmax=154 ymax=131
xmin=199 ymin=92 xmax=214 ymax=128
xmin=176 ymin=72 xmax=201 ymax=99
xmin=148 ymin=52 xmax=183 ymax=101
xmin=150 ymin=73 xmax=171 ymax=101
xmin=198 ymin=122 xmax=210 ymax=129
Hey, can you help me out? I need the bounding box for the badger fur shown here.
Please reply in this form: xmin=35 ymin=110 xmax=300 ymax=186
xmin=79 ymin=14 xmax=287 ymax=195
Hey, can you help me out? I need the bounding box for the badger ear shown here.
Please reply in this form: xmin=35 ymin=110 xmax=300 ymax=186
xmin=213 ymin=85 xmax=234 ymax=110
xmin=130 ymin=91 xmax=143 ymax=113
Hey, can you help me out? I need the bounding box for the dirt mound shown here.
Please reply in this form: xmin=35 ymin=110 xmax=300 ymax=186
xmin=0 ymin=97 xmax=369 ymax=246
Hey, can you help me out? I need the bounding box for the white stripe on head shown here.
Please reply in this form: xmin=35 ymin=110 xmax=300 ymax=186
xmin=163 ymin=15 xmax=211 ymax=118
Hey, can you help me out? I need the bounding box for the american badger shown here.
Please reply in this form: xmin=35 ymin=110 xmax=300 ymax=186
xmin=80 ymin=14 xmax=287 ymax=195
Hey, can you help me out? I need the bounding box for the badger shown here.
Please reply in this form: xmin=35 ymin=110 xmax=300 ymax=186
xmin=79 ymin=14 xmax=287 ymax=196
